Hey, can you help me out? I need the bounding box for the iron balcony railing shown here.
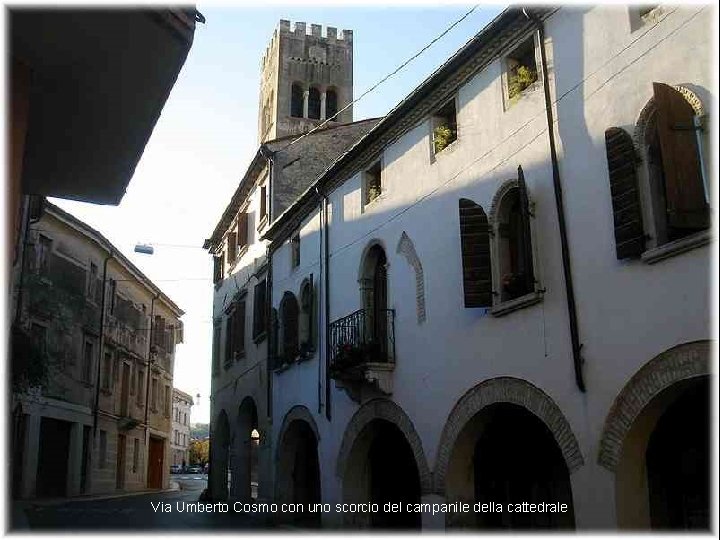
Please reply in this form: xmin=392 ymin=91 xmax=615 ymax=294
xmin=328 ymin=308 xmax=395 ymax=371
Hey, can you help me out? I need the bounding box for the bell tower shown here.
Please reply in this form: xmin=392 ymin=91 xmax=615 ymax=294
xmin=258 ymin=20 xmax=354 ymax=143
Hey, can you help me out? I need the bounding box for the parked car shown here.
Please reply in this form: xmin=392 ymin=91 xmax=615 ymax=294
xmin=187 ymin=465 xmax=203 ymax=474
xmin=170 ymin=464 xmax=182 ymax=474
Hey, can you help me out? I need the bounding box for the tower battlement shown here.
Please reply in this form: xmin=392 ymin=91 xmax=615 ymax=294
xmin=258 ymin=19 xmax=354 ymax=143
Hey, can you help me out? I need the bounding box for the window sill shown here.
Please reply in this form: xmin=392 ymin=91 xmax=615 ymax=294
xmin=431 ymin=138 xmax=459 ymax=162
xmin=491 ymin=290 xmax=543 ymax=317
xmin=641 ymin=230 xmax=711 ymax=264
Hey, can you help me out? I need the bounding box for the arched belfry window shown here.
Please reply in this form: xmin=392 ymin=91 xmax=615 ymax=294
xmin=279 ymin=291 xmax=299 ymax=363
xmin=495 ymin=167 xmax=535 ymax=302
xmin=308 ymin=87 xmax=321 ymax=120
xmin=326 ymin=88 xmax=338 ymax=121
xmin=291 ymin=83 xmax=304 ymax=118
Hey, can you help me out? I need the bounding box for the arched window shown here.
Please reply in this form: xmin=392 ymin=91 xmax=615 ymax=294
xmin=494 ymin=168 xmax=535 ymax=302
xmin=291 ymin=83 xmax=304 ymax=118
xmin=279 ymin=292 xmax=299 ymax=363
xmin=308 ymin=87 xmax=321 ymax=120
xmin=360 ymin=244 xmax=389 ymax=359
xmin=299 ymin=279 xmax=314 ymax=354
xmin=325 ymin=88 xmax=338 ymax=121
xmin=606 ymin=83 xmax=709 ymax=259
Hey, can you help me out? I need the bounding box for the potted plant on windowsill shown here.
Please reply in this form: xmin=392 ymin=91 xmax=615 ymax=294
xmin=502 ymin=272 xmax=530 ymax=300
xmin=433 ymin=123 xmax=456 ymax=154
xmin=508 ymin=65 xmax=538 ymax=102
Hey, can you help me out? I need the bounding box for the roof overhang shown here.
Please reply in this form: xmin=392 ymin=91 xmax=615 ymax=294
xmin=11 ymin=8 xmax=198 ymax=204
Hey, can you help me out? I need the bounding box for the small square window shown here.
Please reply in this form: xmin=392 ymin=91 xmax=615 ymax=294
xmin=432 ymin=99 xmax=457 ymax=154
xmin=364 ymin=161 xmax=382 ymax=205
xmin=505 ymin=37 xmax=538 ymax=105
xmin=291 ymin=233 xmax=301 ymax=269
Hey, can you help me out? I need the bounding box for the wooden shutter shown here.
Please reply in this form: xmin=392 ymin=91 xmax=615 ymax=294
xmin=213 ymin=256 xmax=222 ymax=284
xmin=516 ymin=166 xmax=535 ymax=291
xmin=235 ymin=299 xmax=246 ymax=356
xmin=653 ymin=82 xmax=708 ymax=229
xmin=459 ymin=198 xmax=492 ymax=307
xmin=224 ymin=313 xmax=233 ymax=364
xmin=605 ymin=127 xmax=645 ymax=259
xmin=282 ymin=292 xmax=299 ymax=361
xmin=238 ymin=213 xmax=248 ymax=249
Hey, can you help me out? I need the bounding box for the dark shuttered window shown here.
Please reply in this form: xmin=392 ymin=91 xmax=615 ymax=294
xmin=605 ymin=127 xmax=645 ymax=259
xmin=459 ymin=198 xmax=492 ymax=308
xmin=280 ymin=292 xmax=299 ymax=362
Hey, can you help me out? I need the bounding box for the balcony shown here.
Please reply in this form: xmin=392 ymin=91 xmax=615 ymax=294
xmin=328 ymin=308 xmax=395 ymax=401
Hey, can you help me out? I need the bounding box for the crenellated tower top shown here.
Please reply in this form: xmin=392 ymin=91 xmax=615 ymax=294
xmin=258 ymin=19 xmax=354 ymax=143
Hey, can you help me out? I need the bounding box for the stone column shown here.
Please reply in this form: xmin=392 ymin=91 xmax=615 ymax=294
xmin=20 ymin=413 xmax=41 ymax=499
xmin=303 ymin=91 xmax=309 ymax=119
xmin=66 ymin=421 xmax=84 ymax=496
xmin=320 ymin=92 xmax=327 ymax=120
xmin=420 ymin=493 xmax=446 ymax=530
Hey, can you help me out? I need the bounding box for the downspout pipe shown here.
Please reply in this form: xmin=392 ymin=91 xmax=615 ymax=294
xmin=93 ymin=248 xmax=115 ymax=434
xmin=321 ymin=190 xmax=331 ymax=420
xmin=314 ymin=186 xmax=323 ymax=416
xmin=526 ymin=10 xmax=586 ymax=392
xmin=143 ymin=292 xmax=159 ymax=487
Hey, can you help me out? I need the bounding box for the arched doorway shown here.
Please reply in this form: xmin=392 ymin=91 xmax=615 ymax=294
xmin=645 ymin=379 xmax=709 ymax=529
xmin=276 ymin=411 xmax=321 ymax=526
xmin=436 ymin=378 xmax=581 ymax=529
xmin=211 ymin=410 xmax=230 ymax=500
xmin=599 ymin=341 xmax=710 ymax=530
xmin=234 ymin=397 xmax=258 ymax=502
xmin=472 ymin=404 xmax=574 ymax=529
xmin=613 ymin=376 xmax=710 ymax=530
xmin=343 ymin=418 xmax=421 ymax=529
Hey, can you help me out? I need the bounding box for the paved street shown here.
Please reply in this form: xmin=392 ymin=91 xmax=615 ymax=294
xmin=14 ymin=474 xmax=270 ymax=531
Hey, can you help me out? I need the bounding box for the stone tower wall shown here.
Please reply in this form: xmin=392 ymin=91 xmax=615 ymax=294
xmin=258 ymin=20 xmax=353 ymax=142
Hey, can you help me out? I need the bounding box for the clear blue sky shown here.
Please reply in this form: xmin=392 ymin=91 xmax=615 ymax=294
xmin=51 ymin=4 xmax=505 ymax=423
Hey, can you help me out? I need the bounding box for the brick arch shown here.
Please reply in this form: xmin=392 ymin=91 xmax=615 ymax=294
xmin=434 ymin=377 xmax=584 ymax=495
xmin=275 ymin=405 xmax=320 ymax=464
xmin=396 ymin=231 xmax=426 ymax=324
xmin=598 ymin=340 xmax=710 ymax=471
xmin=275 ymin=405 xmax=321 ymax=506
xmin=336 ymin=398 xmax=432 ymax=494
xmin=488 ymin=178 xmax=519 ymax=226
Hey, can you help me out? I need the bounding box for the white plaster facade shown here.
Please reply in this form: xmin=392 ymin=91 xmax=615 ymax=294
xmin=171 ymin=388 xmax=194 ymax=466
xmin=266 ymin=6 xmax=713 ymax=530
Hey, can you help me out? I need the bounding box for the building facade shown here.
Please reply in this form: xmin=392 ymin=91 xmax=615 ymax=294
xmin=171 ymin=389 xmax=194 ymax=467
xmin=205 ymin=20 xmax=376 ymax=506
xmin=11 ymin=202 xmax=184 ymax=499
xmin=262 ymin=6 xmax=713 ymax=530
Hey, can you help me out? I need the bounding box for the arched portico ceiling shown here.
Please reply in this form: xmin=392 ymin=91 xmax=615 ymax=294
xmin=598 ymin=340 xmax=710 ymax=472
xmin=434 ymin=377 xmax=584 ymax=495
xmin=336 ymin=398 xmax=432 ymax=495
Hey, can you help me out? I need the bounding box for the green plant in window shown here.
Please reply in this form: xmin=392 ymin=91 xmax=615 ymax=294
xmin=433 ymin=123 xmax=456 ymax=154
xmin=367 ymin=184 xmax=381 ymax=203
xmin=508 ymin=65 xmax=538 ymax=102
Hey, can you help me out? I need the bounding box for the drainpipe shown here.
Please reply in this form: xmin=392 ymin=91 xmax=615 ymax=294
xmin=321 ymin=191 xmax=331 ymax=420
xmin=93 ymin=248 xmax=115 ymax=434
xmin=144 ymin=292 xmax=160 ymax=485
xmin=314 ymin=187 xmax=324 ymax=415
xmin=526 ymin=10 xmax=586 ymax=392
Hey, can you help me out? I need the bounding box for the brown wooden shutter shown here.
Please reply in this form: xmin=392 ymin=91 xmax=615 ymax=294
xmin=516 ymin=165 xmax=535 ymax=291
xmin=213 ymin=256 xmax=222 ymax=284
xmin=653 ymin=82 xmax=708 ymax=229
xmin=238 ymin=212 xmax=248 ymax=249
xmin=459 ymin=198 xmax=492 ymax=307
xmin=224 ymin=313 xmax=233 ymax=364
xmin=235 ymin=299 xmax=246 ymax=356
xmin=605 ymin=127 xmax=645 ymax=259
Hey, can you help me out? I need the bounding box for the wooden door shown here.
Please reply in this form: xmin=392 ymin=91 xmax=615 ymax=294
xmin=147 ymin=436 xmax=164 ymax=489
xmin=116 ymin=434 xmax=126 ymax=489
